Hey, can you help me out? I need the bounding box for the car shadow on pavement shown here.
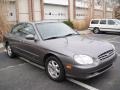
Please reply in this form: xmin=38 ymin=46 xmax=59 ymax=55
xmin=102 ymin=32 xmax=120 ymax=36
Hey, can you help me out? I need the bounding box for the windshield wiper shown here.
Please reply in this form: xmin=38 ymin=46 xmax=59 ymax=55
xmin=64 ymin=33 xmax=79 ymax=37
xmin=45 ymin=36 xmax=61 ymax=40
xmin=45 ymin=33 xmax=80 ymax=40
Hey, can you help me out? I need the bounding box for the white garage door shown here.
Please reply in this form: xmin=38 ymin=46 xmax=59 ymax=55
xmin=7 ymin=1 xmax=16 ymax=22
xmin=75 ymin=0 xmax=88 ymax=20
xmin=76 ymin=7 xmax=88 ymax=20
xmin=44 ymin=4 xmax=68 ymax=20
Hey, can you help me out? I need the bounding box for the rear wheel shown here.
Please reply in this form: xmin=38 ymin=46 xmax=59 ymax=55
xmin=6 ymin=44 xmax=16 ymax=58
xmin=45 ymin=56 xmax=65 ymax=81
xmin=93 ymin=28 xmax=100 ymax=34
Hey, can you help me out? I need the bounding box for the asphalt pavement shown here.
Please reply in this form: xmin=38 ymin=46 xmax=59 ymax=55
xmin=0 ymin=32 xmax=120 ymax=90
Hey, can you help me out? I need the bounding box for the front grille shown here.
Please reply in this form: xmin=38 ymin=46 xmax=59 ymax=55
xmin=98 ymin=49 xmax=114 ymax=60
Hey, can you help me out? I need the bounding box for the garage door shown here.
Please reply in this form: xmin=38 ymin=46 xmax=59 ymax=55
xmin=76 ymin=7 xmax=88 ymax=20
xmin=44 ymin=0 xmax=68 ymax=20
xmin=44 ymin=5 xmax=68 ymax=20
xmin=75 ymin=0 xmax=88 ymax=20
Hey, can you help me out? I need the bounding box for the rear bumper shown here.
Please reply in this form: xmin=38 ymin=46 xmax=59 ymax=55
xmin=66 ymin=54 xmax=117 ymax=79
xmin=88 ymin=27 xmax=93 ymax=30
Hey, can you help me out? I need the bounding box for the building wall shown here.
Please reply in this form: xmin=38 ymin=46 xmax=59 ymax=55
xmin=94 ymin=10 xmax=103 ymax=19
xmin=18 ymin=0 xmax=29 ymax=22
xmin=8 ymin=0 xmax=114 ymax=23
xmin=106 ymin=11 xmax=113 ymax=18
xmin=33 ymin=0 xmax=41 ymax=21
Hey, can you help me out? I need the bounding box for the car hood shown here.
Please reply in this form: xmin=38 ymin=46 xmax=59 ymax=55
xmin=43 ymin=35 xmax=113 ymax=58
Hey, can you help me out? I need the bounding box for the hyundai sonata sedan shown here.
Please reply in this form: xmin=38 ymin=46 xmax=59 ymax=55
xmin=4 ymin=22 xmax=117 ymax=81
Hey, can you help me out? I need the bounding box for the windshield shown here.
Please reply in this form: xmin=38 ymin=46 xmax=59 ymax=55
xmin=115 ymin=19 xmax=120 ymax=24
xmin=36 ymin=23 xmax=78 ymax=40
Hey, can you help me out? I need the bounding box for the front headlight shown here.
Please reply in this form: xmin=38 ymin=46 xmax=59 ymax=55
xmin=74 ymin=55 xmax=93 ymax=65
xmin=111 ymin=44 xmax=115 ymax=50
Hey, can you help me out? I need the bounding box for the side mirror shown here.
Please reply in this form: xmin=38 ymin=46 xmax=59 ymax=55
xmin=25 ymin=34 xmax=35 ymax=40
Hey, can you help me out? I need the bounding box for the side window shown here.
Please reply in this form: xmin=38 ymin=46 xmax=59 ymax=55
xmin=108 ymin=20 xmax=115 ymax=25
xmin=24 ymin=24 xmax=36 ymax=35
xmin=17 ymin=23 xmax=36 ymax=38
xmin=91 ymin=20 xmax=99 ymax=24
xmin=100 ymin=20 xmax=106 ymax=24
xmin=11 ymin=24 xmax=24 ymax=36
xmin=11 ymin=23 xmax=36 ymax=38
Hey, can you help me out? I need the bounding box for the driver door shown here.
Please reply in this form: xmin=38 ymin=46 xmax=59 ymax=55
xmin=18 ymin=23 xmax=41 ymax=63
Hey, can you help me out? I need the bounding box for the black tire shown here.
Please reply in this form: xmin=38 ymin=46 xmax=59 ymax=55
xmin=45 ymin=56 xmax=65 ymax=81
xmin=6 ymin=44 xmax=16 ymax=58
xmin=93 ymin=28 xmax=100 ymax=34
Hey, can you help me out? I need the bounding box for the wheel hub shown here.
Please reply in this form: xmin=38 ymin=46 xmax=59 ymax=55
xmin=48 ymin=60 xmax=60 ymax=79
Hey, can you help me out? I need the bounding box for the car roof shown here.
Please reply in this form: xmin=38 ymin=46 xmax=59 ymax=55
xmin=18 ymin=20 xmax=62 ymax=25
xmin=91 ymin=19 xmax=118 ymax=21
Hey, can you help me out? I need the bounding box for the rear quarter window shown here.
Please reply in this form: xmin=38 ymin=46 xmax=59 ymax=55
xmin=108 ymin=20 xmax=115 ymax=25
xmin=91 ymin=20 xmax=99 ymax=24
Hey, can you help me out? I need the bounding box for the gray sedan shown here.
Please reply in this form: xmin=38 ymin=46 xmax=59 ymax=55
xmin=4 ymin=22 xmax=117 ymax=81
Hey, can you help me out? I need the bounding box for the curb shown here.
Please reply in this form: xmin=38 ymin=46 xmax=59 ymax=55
xmin=79 ymin=30 xmax=92 ymax=35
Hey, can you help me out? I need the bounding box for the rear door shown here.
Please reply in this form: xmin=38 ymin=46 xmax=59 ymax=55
xmin=99 ymin=20 xmax=108 ymax=31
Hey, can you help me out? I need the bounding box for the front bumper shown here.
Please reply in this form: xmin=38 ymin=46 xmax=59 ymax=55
xmin=66 ymin=54 xmax=117 ymax=79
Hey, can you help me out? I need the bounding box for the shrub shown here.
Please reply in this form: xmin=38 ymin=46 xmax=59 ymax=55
xmin=72 ymin=20 xmax=89 ymax=30
xmin=63 ymin=20 xmax=74 ymax=29
xmin=0 ymin=0 xmax=10 ymax=42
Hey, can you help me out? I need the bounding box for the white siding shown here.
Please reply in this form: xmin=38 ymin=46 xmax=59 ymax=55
xmin=18 ymin=0 xmax=29 ymax=22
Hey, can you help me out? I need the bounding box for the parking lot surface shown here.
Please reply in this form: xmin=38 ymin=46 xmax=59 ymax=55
xmin=0 ymin=32 xmax=120 ymax=90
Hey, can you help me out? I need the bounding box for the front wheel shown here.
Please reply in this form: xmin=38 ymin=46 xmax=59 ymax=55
xmin=45 ymin=56 xmax=65 ymax=81
xmin=6 ymin=45 xmax=16 ymax=58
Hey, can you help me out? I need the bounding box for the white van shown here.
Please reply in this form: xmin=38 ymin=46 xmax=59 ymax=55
xmin=89 ymin=19 xmax=120 ymax=34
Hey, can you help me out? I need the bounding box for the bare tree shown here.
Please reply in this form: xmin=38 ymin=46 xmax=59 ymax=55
xmin=0 ymin=0 xmax=10 ymax=42
xmin=118 ymin=0 xmax=120 ymax=5
xmin=114 ymin=0 xmax=120 ymax=19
